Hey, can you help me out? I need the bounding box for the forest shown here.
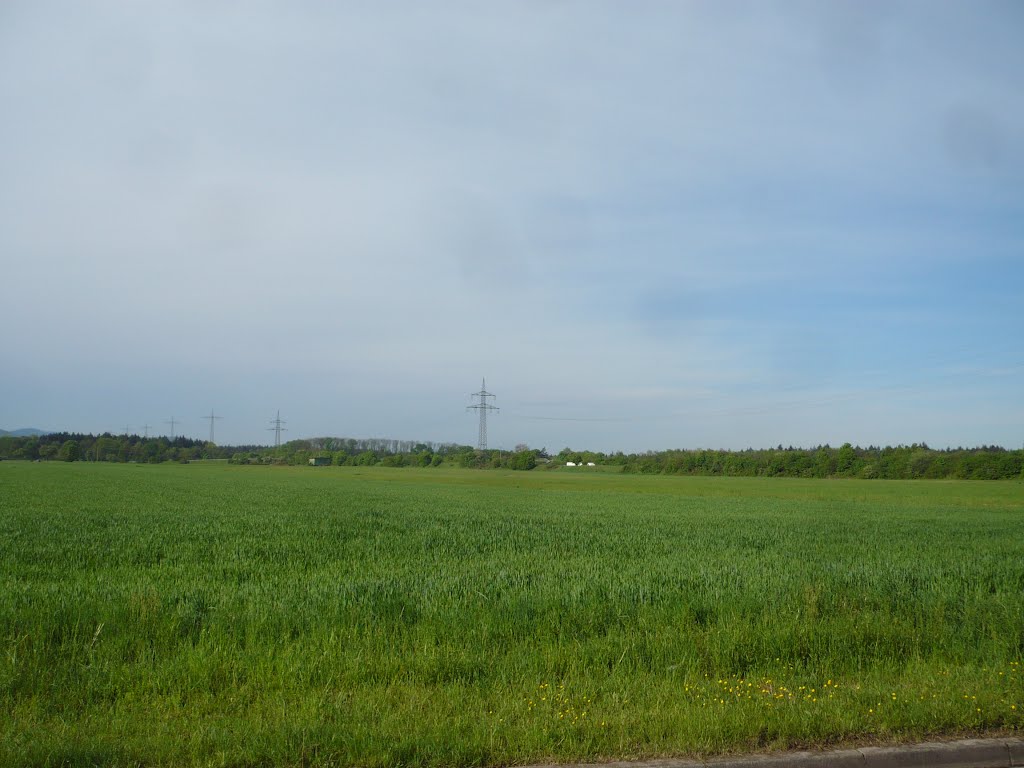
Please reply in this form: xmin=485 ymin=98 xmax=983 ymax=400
xmin=1 ymin=432 xmax=1021 ymax=479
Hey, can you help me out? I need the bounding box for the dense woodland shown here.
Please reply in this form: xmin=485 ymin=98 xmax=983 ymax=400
xmin=612 ymin=443 xmax=1024 ymax=480
xmin=1 ymin=432 xmax=1021 ymax=479
xmin=0 ymin=432 xmax=247 ymax=464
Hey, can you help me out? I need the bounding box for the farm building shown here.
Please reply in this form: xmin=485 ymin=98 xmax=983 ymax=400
xmin=308 ymin=456 xmax=331 ymax=466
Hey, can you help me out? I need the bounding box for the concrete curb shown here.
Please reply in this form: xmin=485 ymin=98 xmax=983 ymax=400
xmin=525 ymin=738 xmax=1024 ymax=768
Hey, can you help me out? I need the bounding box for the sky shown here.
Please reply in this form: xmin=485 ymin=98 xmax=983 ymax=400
xmin=2 ymin=1 xmax=1022 ymax=452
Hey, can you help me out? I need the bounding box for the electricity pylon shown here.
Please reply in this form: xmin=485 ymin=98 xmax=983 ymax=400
xmin=203 ymin=409 xmax=223 ymax=444
xmin=268 ymin=410 xmax=287 ymax=447
xmin=467 ymin=378 xmax=498 ymax=451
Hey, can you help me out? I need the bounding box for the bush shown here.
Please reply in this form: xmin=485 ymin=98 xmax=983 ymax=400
xmin=510 ymin=450 xmax=536 ymax=471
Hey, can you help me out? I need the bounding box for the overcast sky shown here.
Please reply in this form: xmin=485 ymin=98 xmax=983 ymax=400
xmin=2 ymin=1 xmax=1022 ymax=452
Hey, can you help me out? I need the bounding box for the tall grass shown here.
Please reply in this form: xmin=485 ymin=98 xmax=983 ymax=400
xmin=1 ymin=463 xmax=1022 ymax=767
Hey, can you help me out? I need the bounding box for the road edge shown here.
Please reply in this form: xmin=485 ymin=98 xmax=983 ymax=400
xmin=523 ymin=737 xmax=1024 ymax=768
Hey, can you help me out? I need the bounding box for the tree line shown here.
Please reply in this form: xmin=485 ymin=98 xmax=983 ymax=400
xmin=228 ymin=438 xmax=540 ymax=470
xmin=2 ymin=432 xmax=1021 ymax=479
xmin=0 ymin=432 xmax=536 ymax=469
xmin=607 ymin=443 xmax=1024 ymax=480
xmin=0 ymin=432 xmax=249 ymax=463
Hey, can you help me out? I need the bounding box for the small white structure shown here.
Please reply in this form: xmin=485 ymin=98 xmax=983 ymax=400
xmin=587 ymin=462 xmax=596 ymax=466
xmin=566 ymin=461 xmax=576 ymax=467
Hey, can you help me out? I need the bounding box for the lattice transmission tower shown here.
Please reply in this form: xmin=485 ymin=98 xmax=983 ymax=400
xmin=268 ymin=410 xmax=287 ymax=448
xmin=467 ymin=378 xmax=498 ymax=451
xmin=203 ymin=409 xmax=223 ymax=444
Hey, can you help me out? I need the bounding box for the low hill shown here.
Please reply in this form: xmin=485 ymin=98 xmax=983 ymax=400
xmin=0 ymin=428 xmax=49 ymax=437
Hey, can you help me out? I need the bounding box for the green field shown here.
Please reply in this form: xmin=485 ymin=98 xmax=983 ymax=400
xmin=2 ymin=462 xmax=1023 ymax=767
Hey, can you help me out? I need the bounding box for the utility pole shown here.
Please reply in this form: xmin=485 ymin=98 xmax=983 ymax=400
xmin=123 ymin=425 xmax=132 ymax=437
xmin=467 ymin=378 xmax=498 ymax=451
xmin=164 ymin=416 xmax=179 ymax=440
xmin=142 ymin=424 xmax=152 ymax=438
xmin=202 ymin=409 xmax=223 ymax=444
xmin=268 ymin=410 xmax=287 ymax=448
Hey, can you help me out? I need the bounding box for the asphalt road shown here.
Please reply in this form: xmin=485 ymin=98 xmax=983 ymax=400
xmin=523 ymin=737 xmax=1024 ymax=768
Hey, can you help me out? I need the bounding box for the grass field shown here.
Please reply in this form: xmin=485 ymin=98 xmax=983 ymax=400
xmin=1 ymin=462 xmax=1023 ymax=767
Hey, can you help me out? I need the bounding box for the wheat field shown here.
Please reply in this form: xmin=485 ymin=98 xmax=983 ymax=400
xmin=1 ymin=462 xmax=1022 ymax=767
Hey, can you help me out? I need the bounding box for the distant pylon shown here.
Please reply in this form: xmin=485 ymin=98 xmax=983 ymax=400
xmin=202 ymin=409 xmax=223 ymax=444
xmin=268 ymin=410 xmax=287 ymax=448
xmin=164 ymin=416 xmax=179 ymax=440
xmin=141 ymin=424 xmax=152 ymax=438
xmin=467 ymin=378 xmax=498 ymax=451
